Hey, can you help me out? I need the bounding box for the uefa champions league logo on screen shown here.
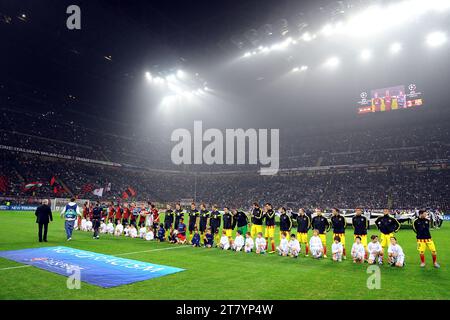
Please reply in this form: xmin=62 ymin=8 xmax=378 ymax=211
xmin=358 ymin=92 xmax=369 ymax=106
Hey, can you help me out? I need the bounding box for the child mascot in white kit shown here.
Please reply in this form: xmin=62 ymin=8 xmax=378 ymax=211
xmin=244 ymin=232 xmax=254 ymax=253
xmin=309 ymin=229 xmax=324 ymax=259
xmin=288 ymin=233 xmax=301 ymax=258
xmin=232 ymin=230 xmax=245 ymax=251
xmin=277 ymin=232 xmax=289 ymax=256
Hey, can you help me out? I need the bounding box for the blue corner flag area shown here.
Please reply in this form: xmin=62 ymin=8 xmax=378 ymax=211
xmin=0 ymin=246 xmax=184 ymax=288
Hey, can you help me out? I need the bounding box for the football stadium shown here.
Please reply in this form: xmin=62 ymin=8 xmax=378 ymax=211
xmin=1 ymin=0 xmax=449 ymax=305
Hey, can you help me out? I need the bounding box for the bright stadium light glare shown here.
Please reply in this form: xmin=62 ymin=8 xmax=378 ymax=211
xmin=390 ymin=42 xmax=402 ymax=54
xmin=324 ymin=56 xmax=340 ymax=68
xmin=300 ymin=65 xmax=308 ymax=71
xmin=426 ymin=31 xmax=447 ymax=47
xmin=176 ymin=69 xmax=185 ymax=79
xmin=243 ymin=51 xmax=252 ymax=58
xmin=292 ymin=67 xmax=300 ymax=72
xmin=165 ymin=74 xmax=176 ymax=82
xmin=145 ymin=71 xmax=152 ymax=82
xmin=321 ymin=24 xmax=335 ymax=36
xmin=301 ymin=32 xmax=313 ymax=42
xmin=360 ymin=49 xmax=372 ymax=61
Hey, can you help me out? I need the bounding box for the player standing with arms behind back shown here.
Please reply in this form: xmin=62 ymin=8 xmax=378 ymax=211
xmin=375 ymin=209 xmax=400 ymax=263
xmin=250 ymin=202 xmax=263 ymax=238
xmin=296 ymin=208 xmax=311 ymax=256
xmin=209 ymin=205 xmax=221 ymax=245
xmin=263 ymin=203 xmax=276 ymax=254
xmin=413 ymin=210 xmax=440 ymax=268
xmin=352 ymin=208 xmax=369 ymax=261
xmin=331 ymin=208 xmax=347 ymax=259
xmin=188 ymin=202 xmax=199 ymax=243
xmin=311 ymin=208 xmax=330 ymax=258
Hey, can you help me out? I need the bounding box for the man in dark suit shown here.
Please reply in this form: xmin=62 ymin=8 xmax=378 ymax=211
xmin=35 ymin=199 xmax=53 ymax=242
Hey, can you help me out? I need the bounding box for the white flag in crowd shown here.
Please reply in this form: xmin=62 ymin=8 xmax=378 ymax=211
xmin=92 ymin=188 xmax=104 ymax=197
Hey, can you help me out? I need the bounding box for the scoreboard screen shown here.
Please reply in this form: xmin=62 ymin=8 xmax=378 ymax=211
xmin=357 ymin=84 xmax=423 ymax=114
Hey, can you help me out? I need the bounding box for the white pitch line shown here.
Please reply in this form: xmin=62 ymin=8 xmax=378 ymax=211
xmin=0 ymin=265 xmax=32 ymax=271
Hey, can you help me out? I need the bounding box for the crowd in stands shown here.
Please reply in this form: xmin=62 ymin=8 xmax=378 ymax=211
xmin=0 ymin=107 xmax=449 ymax=210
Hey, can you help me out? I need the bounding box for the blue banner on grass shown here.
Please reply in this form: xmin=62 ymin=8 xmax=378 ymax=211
xmin=0 ymin=246 xmax=184 ymax=288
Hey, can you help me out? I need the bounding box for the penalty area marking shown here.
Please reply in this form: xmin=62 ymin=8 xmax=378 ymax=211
xmin=0 ymin=245 xmax=190 ymax=271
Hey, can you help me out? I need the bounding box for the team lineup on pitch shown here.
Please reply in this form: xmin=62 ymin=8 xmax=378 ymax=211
xmin=0 ymin=200 xmax=446 ymax=299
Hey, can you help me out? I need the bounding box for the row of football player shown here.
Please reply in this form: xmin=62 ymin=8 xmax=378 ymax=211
xmin=74 ymin=212 xmax=439 ymax=269
xmin=76 ymin=202 xmax=440 ymax=268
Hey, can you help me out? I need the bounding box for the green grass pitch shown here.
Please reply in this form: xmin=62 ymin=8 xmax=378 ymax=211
xmin=0 ymin=210 xmax=448 ymax=300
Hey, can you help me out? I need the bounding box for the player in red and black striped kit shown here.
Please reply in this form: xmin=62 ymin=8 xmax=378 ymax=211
xmin=115 ymin=203 xmax=123 ymax=225
xmin=122 ymin=203 xmax=130 ymax=226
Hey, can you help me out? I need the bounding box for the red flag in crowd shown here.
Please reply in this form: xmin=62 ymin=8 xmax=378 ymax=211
xmin=0 ymin=176 xmax=8 ymax=193
xmin=81 ymin=183 xmax=94 ymax=194
xmin=127 ymin=187 xmax=137 ymax=197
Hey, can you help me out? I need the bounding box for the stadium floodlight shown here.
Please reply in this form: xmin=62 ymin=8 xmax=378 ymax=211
xmin=176 ymin=69 xmax=185 ymax=79
xmin=301 ymin=32 xmax=313 ymax=42
xmin=360 ymin=49 xmax=372 ymax=61
xmin=243 ymin=52 xmax=252 ymax=58
xmin=321 ymin=24 xmax=335 ymax=37
xmin=153 ymin=76 xmax=165 ymax=84
xmin=426 ymin=31 xmax=447 ymax=47
xmin=292 ymin=67 xmax=300 ymax=72
xmin=324 ymin=56 xmax=340 ymax=68
xmin=389 ymin=42 xmax=402 ymax=54
xmin=300 ymin=65 xmax=308 ymax=71
xmin=145 ymin=71 xmax=152 ymax=82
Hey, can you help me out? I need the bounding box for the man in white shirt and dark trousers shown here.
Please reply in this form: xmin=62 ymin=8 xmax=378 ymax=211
xmin=60 ymin=198 xmax=81 ymax=241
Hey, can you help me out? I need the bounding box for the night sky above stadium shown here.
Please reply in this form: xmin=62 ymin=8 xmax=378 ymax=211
xmin=1 ymin=0 xmax=449 ymax=133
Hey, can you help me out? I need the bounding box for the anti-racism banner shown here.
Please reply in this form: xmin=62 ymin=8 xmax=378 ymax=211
xmin=0 ymin=246 xmax=185 ymax=288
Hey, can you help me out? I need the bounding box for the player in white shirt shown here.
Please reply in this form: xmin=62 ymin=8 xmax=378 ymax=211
xmin=144 ymin=227 xmax=154 ymax=241
xmin=309 ymin=229 xmax=324 ymax=259
xmin=114 ymin=222 xmax=124 ymax=236
xmin=368 ymin=235 xmax=383 ymax=265
xmin=351 ymin=236 xmax=366 ymax=263
xmin=85 ymin=218 xmax=93 ymax=232
xmin=244 ymin=232 xmax=254 ymax=253
xmin=80 ymin=218 xmax=87 ymax=231
xmin=232 ymin=231 xmax=245 ymax=251
xmin=106 ymin=220 xmax=114 ymax=234
xmin=288 ymin=233 xmax=301 ymax=258
xmin=74 ymin=218 xmax=79 ymax=231
xmin=99 ymin=221 xmax=107 ymax=234
xmin=219 ymin=231 xmax=230 ymax=250
xmin=277 ymin=232 xmax=289 ymax=256
xmin=129 ymin=225 xmax=138 ymax=238
xmin=388 ymin=237 xmax=405 ymax=267
xmin=332 ymin=235 xmax=344 ymax=262
xmin=139 ymin=226 xmax=147 ymax=238
xmin=255 ymin=232 xmax=266 ymax=254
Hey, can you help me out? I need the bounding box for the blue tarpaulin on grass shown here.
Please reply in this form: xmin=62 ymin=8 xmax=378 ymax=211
xmin=0 ymin=246 xmax=184 ymax=288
